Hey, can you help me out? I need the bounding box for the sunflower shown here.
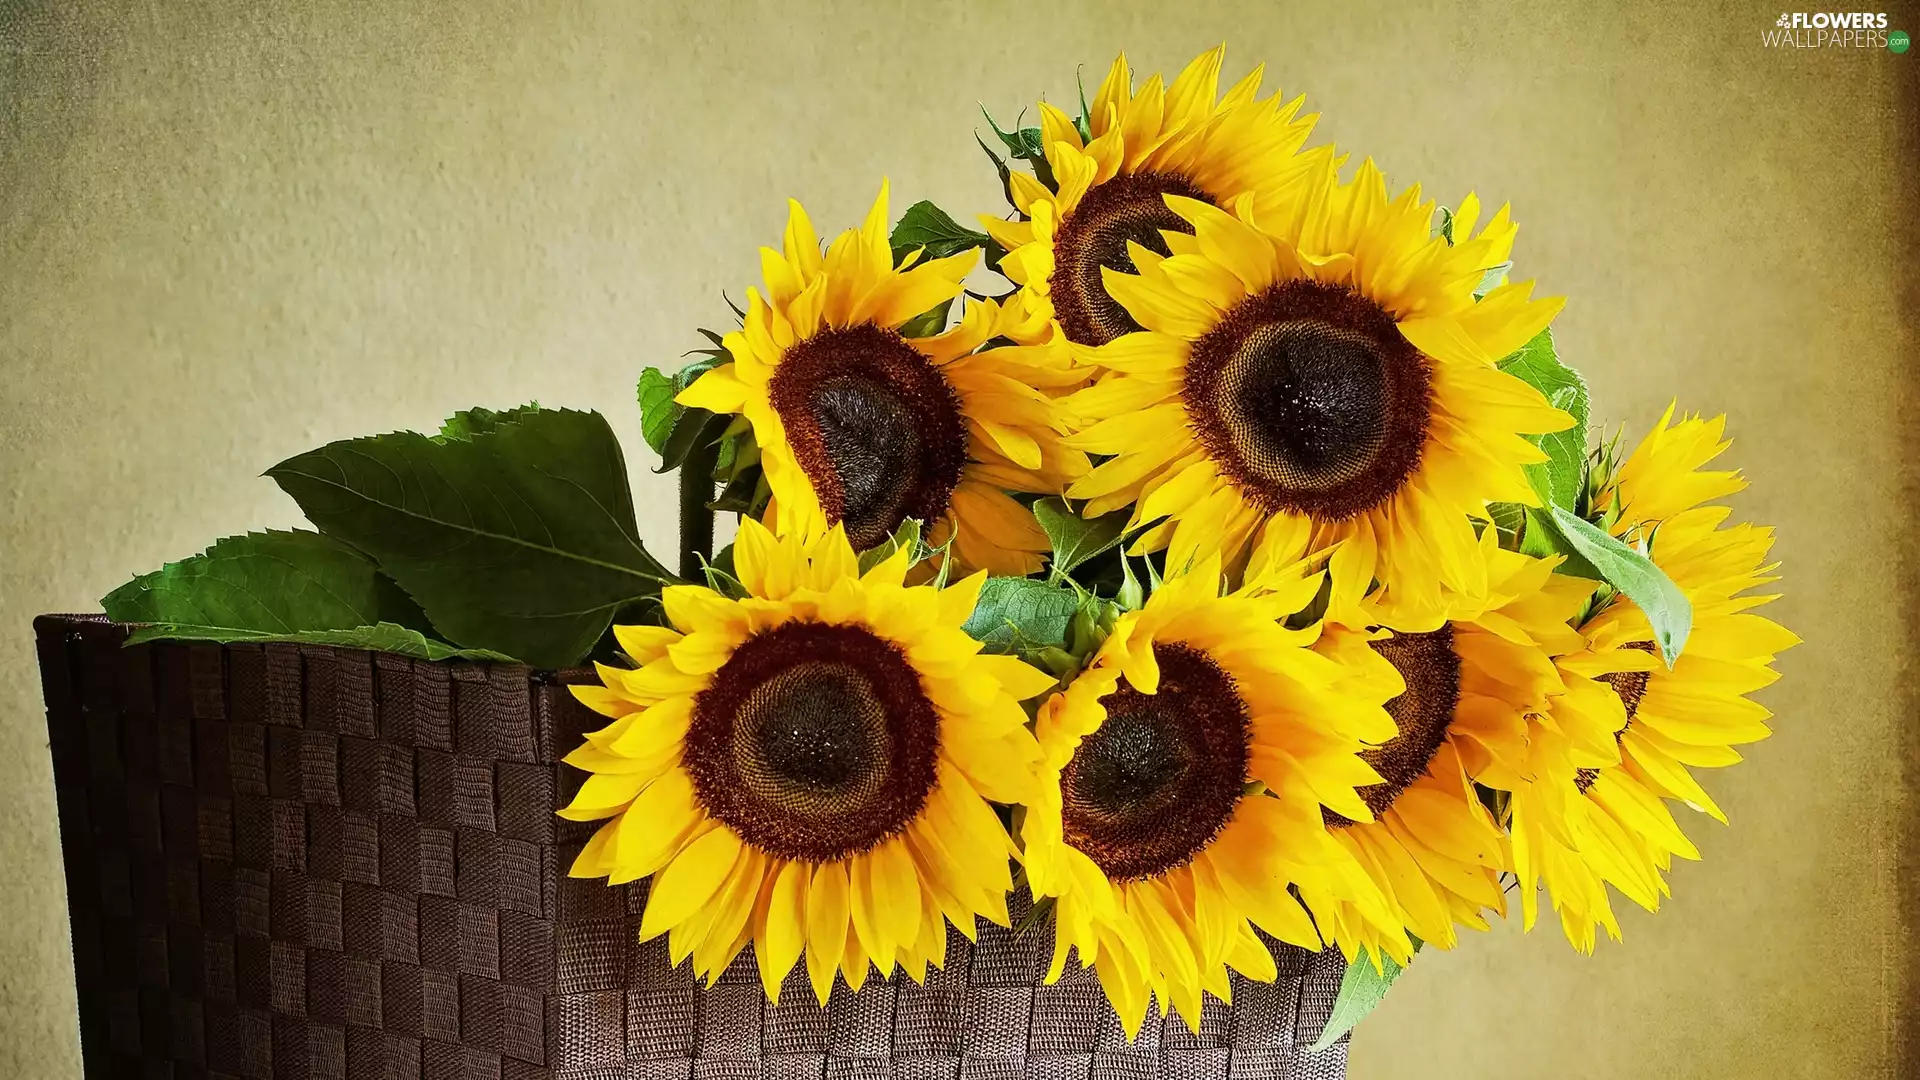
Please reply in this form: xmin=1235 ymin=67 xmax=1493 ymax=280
xmin=1511 ymin=407 xmax=1798 ymax=951
xmin=677 ymin=182 xmax=1087 ymax=576
xmin=560 ymin=519 xmax=1056 ymax=1002
xmin=983 ymin=46 xmax=1331 ymax=349
xmin=1023 ymin=556 xmax=1407 ymax=1036
xmin=1062 ymin=162 xmax=1572 ymax=626
xmin=1300 ymin=527 xmax=1625 ymax=960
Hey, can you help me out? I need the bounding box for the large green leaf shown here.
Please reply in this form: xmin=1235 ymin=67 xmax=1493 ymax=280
xmin=439 ymin=403 xmax=542 ymax=442
xmin=962 ymin=577 xmax=1082 ymax=654
xmin=1311 ymin=941 xmax=1421 ymax=1052
xmin=1033 ymin=497 xmax=1130 ymax=576
xmin=889 ymin=200 xmax=993 ymax=265
xmin=1546 ymin=507 xmax=1693 ymax=666
xmin=267 ymin=406 xmax=675 ymax=669
xmin=102 ymin=529 xmax=427 ymax=635
xmin=1497 ymin=329 xmax=1589 ymax=512
xmin=124 ymin=621 xmax=514 ymax=662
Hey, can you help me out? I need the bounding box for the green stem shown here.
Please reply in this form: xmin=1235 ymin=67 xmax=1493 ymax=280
xmin=678 ymin=437 xmax=719 ymax=581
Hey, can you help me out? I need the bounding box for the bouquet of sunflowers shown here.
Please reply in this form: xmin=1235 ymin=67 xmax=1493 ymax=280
xmin=101 ymin=46 xmax=1797 ymax=1045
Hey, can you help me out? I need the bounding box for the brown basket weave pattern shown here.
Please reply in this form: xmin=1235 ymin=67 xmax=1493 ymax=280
xmin=35 ymin=615 xmax=1351 ymax=1080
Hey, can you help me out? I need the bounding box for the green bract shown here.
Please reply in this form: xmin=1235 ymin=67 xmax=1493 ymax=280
xmin=1312 ymin=940 xmax=1423 ymax=1052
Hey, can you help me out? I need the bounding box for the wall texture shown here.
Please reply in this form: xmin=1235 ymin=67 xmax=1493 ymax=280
xmin=2 ymin=1 xmax=1912 ymax=1076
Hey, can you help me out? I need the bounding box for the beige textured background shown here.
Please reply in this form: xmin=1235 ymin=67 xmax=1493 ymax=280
xmin=2 ymin=1 xmax=1912 ymax=1076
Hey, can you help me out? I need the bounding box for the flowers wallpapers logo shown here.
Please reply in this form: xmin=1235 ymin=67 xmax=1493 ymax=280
xmin=1765 ymin=10 xmax=1896 ymax=46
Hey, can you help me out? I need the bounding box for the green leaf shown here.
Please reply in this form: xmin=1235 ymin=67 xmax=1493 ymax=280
xmin=1545 ymin=507 xmax=1693 ymax=667
xmin=858 ymin=518 xmax=926 ymax=575
xmin=680 ymin=349 xmax=728 ymax=385
xmin=123 ymin=621 xmax=514 ymax=662
xmin=638 ymin=352 xmax=729 ymax=460
xmin=440 ymin=403 xmax=540 ymax=442
xmin=637 ymin=367 xmax=678 ymax=455
xmin=1311 ymin=940 xmax=1422 ymax=1052
xmin=980 ymin=106 xmax=1056 ymax=189
xmin=696 ymin=547 xmax=748 ymax=600
xmin=897 ymin=297 xmax=954 ymax=339
xmin=1012 ymin=894 xmax=1058 ymax=938
xmin=267 ymin=406 xmax=676 ymax=669
xmin=1281 ymin=572 xmax=1334 ymax=631
xmin=1474 ymin=261 xmax=1513 ymax=298
xmin=1115 ymin=551 xmax=1144 ymax=611
xmin=709 ymin=466 xmax=767 ymax=515
xmin=987 ymin=120 xmax=1045 ymax=161
xmin=890 ymin=200 xmax=992 ymax=265
xmin=962 ymin=577 xmax=1083 ymax=653
xmin=712 ymin=416 xmax=756 ymax=480
xmin=1487 ymin=502 xmax=1526 ymax=547
xmin=976 ymin=133 xmax=1017 ymax=212
xmin=980 ymin=108 xmax=1041 ymax=156
xmin=1516 ymin=506 xmax=1601 ymax=580
xmin=1074 ymin=70 xmax=1094 ymax=143
xmin=1497 ymin=329 xmax=1589 ymax=512
xmin=926 ymin=529 xmax=957 ymax=589
xmin=102 ymin=530 xmax=428 ymax=635
xmin=655 ymin=408 xmax=730 ymax=474
xmin=1032 ymin=497 xmax=1130 ymax=576
xmin=1065 ymin=588 xmax=1116 ymax=660
xmin=1435 ymin=206 xmax=1510 ymax=294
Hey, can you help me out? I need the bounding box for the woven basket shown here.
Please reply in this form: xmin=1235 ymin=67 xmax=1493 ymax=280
xmin=34 ymin=614 xmax=1352 ymax=1080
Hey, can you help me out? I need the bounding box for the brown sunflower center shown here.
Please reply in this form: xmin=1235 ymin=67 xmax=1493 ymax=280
xmin=1327 ymin=626 xmax=1461 ymax=827
xmin=1184 ymin=279 xmax=1434 ymax=521
xmin=1061 ymin=643 xmax=1251 ymax=880
xmin=1048 ymin=171 xmax=1213 ymax=346
xmin=1576 ymin=641 xmax=1657 ymax=794
xmin=767 ymin=324 xmax=967 ymax=550
xmin=684 ymin=621 xmax=940 ymax=861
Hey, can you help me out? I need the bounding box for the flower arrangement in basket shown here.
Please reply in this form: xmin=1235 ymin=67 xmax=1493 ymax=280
xmin=92 ymin=46 xmax=1797 ymax=1049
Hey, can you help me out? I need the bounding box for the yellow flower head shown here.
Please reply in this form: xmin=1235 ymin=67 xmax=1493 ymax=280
xmin=1510 ymin=406 xmax=1798 ymax=951
xmin=984 ymin=46 xmax=1331 ymax=348
xmin=560 ymin=519 xmax=1057 ymax=1002
xmin=1064 ymin=160 xmax=1571 ymax=625
xmin=1308 ymin=530 xmax=1610 ymax=958
xmin=1022 ymin=558 xmax=1406 ymax=1036
xmin=679 ymin=182 xmax=1088 ymax=576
